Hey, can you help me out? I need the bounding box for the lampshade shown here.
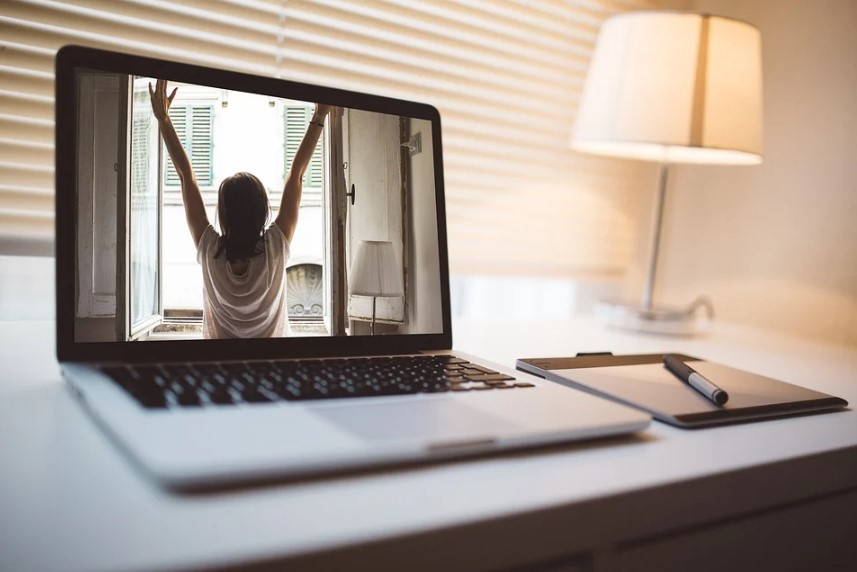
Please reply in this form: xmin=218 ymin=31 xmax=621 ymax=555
xmin=572 ymin=12 xmax=763 ymax=165
xmin=349 ymin=240 xmax=403 ymax=297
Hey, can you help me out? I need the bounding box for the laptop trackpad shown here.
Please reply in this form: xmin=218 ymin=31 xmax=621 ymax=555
xmin=312 ymin=400 xmax=519 ymax=442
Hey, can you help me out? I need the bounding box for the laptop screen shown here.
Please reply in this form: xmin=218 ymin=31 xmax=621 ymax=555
xmin=56 ymin=47 xmax=450 ymax=358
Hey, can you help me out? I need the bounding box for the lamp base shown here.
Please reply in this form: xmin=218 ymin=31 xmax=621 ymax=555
xmin=596 ymin=298 xmax=713 ymax=336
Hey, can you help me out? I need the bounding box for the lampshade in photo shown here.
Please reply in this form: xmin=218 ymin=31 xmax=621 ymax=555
xmin=571 ymin=11 xmax=763 ymax=334
xmin=350 ymin=240 xmax=403 ymax=298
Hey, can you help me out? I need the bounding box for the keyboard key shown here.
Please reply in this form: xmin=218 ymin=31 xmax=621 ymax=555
xmin=466 ymin=364 xmax=499 ymax=374
xmin=461 ymin=368 xmax=487 ymax=376
xmin=242 ymin=388 xmax=272 ymax=403
xmin=438 ymin=356 xmax=469 ymax=364
xmin=464 ymin=373 xmax=515 ymax=382
xmin=176 ymin=390 xmax=202 ymax=407
xmin=207 ymin=388 xmax=235 ymax=405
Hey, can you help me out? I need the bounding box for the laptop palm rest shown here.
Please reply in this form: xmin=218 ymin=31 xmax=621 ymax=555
xmin=311 ymin=400 xmax=518 ymax=442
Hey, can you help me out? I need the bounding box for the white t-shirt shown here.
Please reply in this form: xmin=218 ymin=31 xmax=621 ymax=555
xmin=196 ymin=224 xmax=290 ymax=339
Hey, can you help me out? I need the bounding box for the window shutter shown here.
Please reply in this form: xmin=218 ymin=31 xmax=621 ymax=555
xmin=190 ymin=105 xmax=213 ymax=186
xmin=2 ymin=0 xmax=663 ymax=273
xmin=164 ymin=104 xmax=212 ymax=187
xmin=164 ymin=105 xmax=186 ymax=187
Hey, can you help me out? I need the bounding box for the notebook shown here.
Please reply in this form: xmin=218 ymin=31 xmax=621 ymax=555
xmin=55 ymin=46 xmax=650 ymax=490
xmin=517 ymin=354 xmax=848 ymax=428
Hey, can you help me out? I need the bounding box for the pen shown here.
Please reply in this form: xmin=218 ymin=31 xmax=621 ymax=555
xmin=663 ymin=354 xmax=729 ymax=406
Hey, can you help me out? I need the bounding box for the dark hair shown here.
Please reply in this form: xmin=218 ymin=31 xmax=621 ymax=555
xmin=214 ymin=172 xmax=270 ymax=262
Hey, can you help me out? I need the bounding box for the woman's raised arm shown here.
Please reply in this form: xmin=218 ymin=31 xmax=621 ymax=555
xmin=274 ymin=103 xmax=332 ymax=243
xmin=149 ymin=79 xmax=209 ymax=246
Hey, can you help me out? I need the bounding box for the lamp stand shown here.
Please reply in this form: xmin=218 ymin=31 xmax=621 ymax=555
xmin=369 ymin=296 xmax=376 ymax=336
xmin=598 ymin=164 xmax=714 ymax=335
xmin=642 ymin=163 xmax=670 ymax=309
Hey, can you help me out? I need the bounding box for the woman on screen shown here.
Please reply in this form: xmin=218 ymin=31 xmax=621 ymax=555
xmin=149 ymin=79 xmax=331 ymax=338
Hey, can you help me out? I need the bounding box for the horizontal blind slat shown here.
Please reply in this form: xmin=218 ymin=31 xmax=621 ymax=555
xmin=279 ymin=3 xmax=593 ymax=83
xmin=380 ymin=0 xmax=593 ymax=57
xmin=0 ymin=40 xmax=56 ymax=73
xmin=280 ymin=22 xmax=589 ymax=98
xmin=0 ymin=89 xmax=54 ymax=121
xmin=0 ymin=138 xmax=53 ymax=164
xmin=300 ymin=0 xmax=592 ymax=67
xmin=0 ymin=208 xmax=54 ymax=234
xmin=0 ymin=14 xmax=277 ymax=76
xmin=0 ymin=185 xmax=54 ymax=211
xmin=0 ymin=163 xmax=54 ymax=189
xmin=450 ymin=0 xmax=600 ymax=40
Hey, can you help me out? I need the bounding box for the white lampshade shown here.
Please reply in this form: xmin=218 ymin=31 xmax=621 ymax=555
xmin=572 ymin=12 xmax=763 ymax=165
xmin=349 ymin=240 xmax=403 ymax=297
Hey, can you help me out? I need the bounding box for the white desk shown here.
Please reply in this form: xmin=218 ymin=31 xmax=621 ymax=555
xmin=1 ymin=318 xmax=855 ymax=571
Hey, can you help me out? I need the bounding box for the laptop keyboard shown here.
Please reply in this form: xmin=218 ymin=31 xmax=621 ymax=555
xmin=101 ymin=355 xmax=535 ymax=409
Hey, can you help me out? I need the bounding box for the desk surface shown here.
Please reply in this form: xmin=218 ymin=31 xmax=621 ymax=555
xmin=1 ymin=318 xmax=856 ymax=571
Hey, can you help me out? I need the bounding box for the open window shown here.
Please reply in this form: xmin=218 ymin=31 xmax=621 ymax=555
xmin=72 ymin=68 xmax=448 ymax=342
xmin=121 ymin=76 xmax=163 ymax=340
xmin=74 ymin=74 xmax=349 ymax=341
xmin=282 ymin=103 xmax=326 ymax=333
xmin=122 ymin=79 xmax=345 ymax=340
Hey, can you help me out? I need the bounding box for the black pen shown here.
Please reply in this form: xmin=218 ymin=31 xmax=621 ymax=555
xmin=663 ymin=354 xmax=729 ymax=406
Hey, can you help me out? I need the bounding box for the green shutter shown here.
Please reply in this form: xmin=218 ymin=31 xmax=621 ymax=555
xmin=164 ymin=104 xmax=213 ymax=187
xmin=284 ymin=105 xmax=323 ymax=198
xmin=164 ymin=106 xmax=187 ymax=187
xmin=191 ymin=106 xmax=213 ymax=186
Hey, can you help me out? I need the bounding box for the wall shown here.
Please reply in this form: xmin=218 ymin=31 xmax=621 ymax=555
xmin=344 ymin=109 xmax=403 ymax=335
xmin=403 ymin=119 xmax=443 ymax=335
xmin=641 ymin=0 xmax=857 ymax=346
xmin=75 ymin=72 xmax=121 ymax=343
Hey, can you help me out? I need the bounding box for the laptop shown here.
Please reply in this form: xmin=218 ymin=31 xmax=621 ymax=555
xmin=55 ymin=45 xmax=650 ymax=490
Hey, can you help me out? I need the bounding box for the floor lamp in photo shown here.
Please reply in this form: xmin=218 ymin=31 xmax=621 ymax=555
xmin=350 ymin=240 xmax=403 ymax=335
xmin=572 ymin=12 xmax=763 ymax=334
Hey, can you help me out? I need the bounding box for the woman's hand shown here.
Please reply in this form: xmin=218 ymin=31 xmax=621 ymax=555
xmin=313 ymin=103 xmax=333 ymax=121
xmin=148 ymin=79 xmax=178 ymax=122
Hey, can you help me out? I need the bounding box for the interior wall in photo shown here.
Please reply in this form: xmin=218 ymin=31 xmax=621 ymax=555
xmin=343 ymin=112 xmax=443 ymax=336
xmin=75 ymin=71 xmax=123 ymax=343
xmin=402 ymin=118 xmax=443 ymax=335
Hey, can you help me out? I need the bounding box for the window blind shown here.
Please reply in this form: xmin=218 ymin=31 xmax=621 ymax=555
xmin=1 ymin=0 xmax=660 ymax=275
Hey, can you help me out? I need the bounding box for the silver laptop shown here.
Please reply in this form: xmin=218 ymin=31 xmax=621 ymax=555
xmin=55 ymin=46 xmax=650 ymax=490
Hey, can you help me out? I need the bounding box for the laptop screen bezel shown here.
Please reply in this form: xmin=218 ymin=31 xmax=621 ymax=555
xmin=56 ymin=45 xmax=452 ymax=363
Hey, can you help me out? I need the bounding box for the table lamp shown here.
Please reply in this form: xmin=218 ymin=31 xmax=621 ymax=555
xmin=349 ymin=240 xmax=403 ymax=335
xmin=572 ymin=11 xmax=763 ymax=334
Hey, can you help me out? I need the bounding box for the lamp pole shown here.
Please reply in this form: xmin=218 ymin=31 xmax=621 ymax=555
xmin=642 ymin=163 xmax=670 ymax=310
xmin=370 ymin=296 xmax=377 ymax=335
